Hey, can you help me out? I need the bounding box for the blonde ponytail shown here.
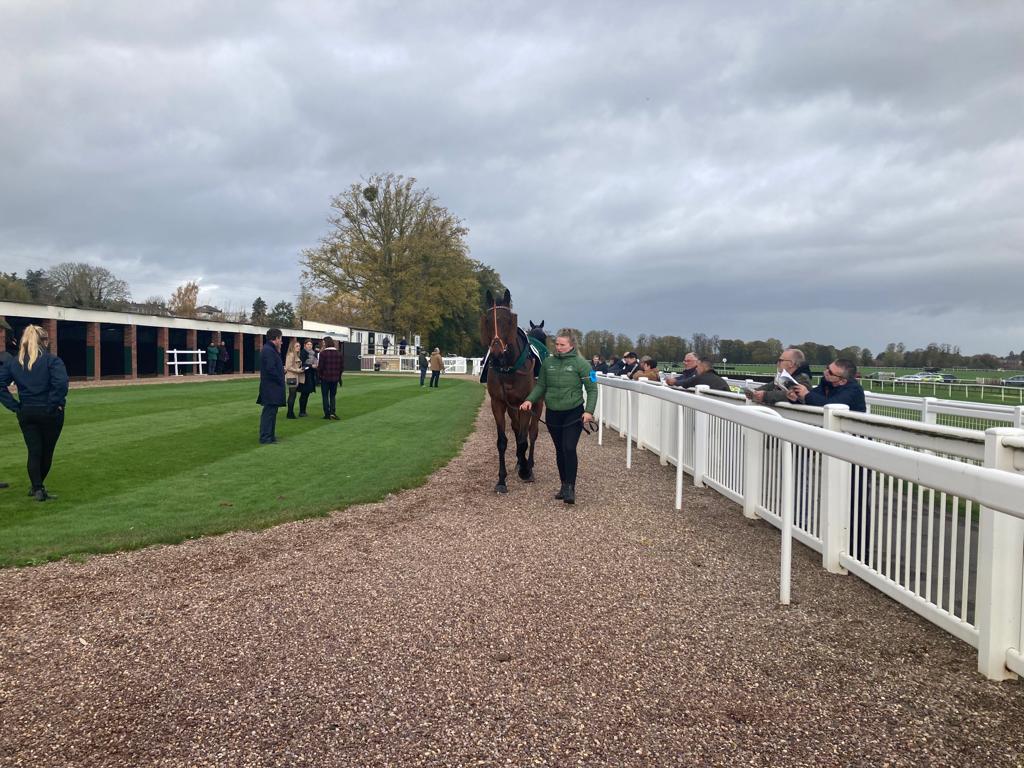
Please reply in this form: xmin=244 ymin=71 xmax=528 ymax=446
xmin=18 ymin=325 xmax=47 ymax=370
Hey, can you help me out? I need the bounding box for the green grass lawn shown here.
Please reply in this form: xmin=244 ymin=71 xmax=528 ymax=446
xmin=0 ymin=375 xmax=484 ymax=567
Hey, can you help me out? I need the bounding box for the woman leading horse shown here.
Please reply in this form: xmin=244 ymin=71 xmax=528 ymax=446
xmin=481 ymin=289 xmax=543 ymax=493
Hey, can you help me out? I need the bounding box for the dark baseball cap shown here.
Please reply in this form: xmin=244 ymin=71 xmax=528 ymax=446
xmin=624 ymin=350 xmax=637 ymax=358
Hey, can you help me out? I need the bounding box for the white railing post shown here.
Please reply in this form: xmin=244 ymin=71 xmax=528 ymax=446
xmin=597 ymin=382 xmax=604 ymax=445
xmin=675 ymin=403 xmax=685 ymax=510
xmin=976 ymin=428 xmax=1024 ymax=680
xmin=742 ymin=426 xmax=763 ymax=520
xmin=658 ymin=395 xmax=669 ymax=466
xmin=692 ymin=385 xmax=710 ymax=488
xmin=1014 ymin=406 xmax=1023 ymax=430
xmin=780 ymin=438 xmax=794 ymax=605
xmin=626 ymin=389 xmax=633 ymax=469
xmin=820 ymin=404 xmax=851 ymax=575
xmin=921 ymin=397 xmax=937 ymax=425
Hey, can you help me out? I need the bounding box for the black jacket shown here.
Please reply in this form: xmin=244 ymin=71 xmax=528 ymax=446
xmin=257 ymin=342 xmax=286 ymax=407
xmin=0 ymin=350 xmax=69 ymax=412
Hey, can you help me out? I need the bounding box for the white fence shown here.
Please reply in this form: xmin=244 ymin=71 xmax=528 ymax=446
xmin=166 ymin=349 xmax=207 ymax=375
xmin=596 ymin=375 xmax=1024 ymax=681
xmin=360 ymin=355 xmax=483 ymax=375
xmin=727 ymin=378 xmax=1024 ymax=432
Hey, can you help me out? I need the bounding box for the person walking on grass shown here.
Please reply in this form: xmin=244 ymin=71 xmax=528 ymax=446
xmin=418 ymin=350 xmax=429 ymax=386
xmin=297 ymin=339 xmax=317 ymax=416
xmin=429 ymin=348 xmax=444 ymax=388
xmin=317 ymin=336 xmax=343 ymax=420
xmin=0 ymin=325 xmax=70 ymax=501
xmin=519 ymin=329 xmax=597 ymax=505
xmin=257 ymin=328 xmax=285 ymax=444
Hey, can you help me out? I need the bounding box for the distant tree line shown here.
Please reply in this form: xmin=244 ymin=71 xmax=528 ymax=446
xmin=564 ymin=331 xmax=1016 ymax=370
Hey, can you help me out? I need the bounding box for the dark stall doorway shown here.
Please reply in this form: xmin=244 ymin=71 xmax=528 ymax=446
xmin=100 ymin=325 xmax=126 ymax=378
xmin=242 ymin=334 xmax=257 ymax=373
xmin=3 ymin=315 xmax=45 ymax=358
xmin=57 ymin=321 xmax=88 ymax=379
xmin=223 ymin=334 xmax=237 ymax=374
xmin=137 ymin=326 xmax=159 ymax=376
xmin=197 ymin=331 xmax=213 ymax=375
xmin=168 ymin=329 xmax=189 ymax=375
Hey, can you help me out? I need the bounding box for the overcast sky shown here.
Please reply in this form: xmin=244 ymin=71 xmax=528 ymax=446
xmin=2 ymin=1 xmax=1022 ymax=354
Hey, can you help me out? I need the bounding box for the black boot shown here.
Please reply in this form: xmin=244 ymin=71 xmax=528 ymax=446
xmin=562 ymin=484 xmax=575 ymax=505
xmin=555 ymin=483 xmax=567 ymax=500
xmin=286 ymin=411 xmax=297 ymax=419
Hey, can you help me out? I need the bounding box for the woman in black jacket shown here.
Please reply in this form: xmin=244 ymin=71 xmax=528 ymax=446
xmin=0 ymin=325 xmax=70 ymax=501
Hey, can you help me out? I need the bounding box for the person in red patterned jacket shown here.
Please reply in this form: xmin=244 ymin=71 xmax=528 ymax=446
xmin=317 ymin=337 xmax=344 ymax=420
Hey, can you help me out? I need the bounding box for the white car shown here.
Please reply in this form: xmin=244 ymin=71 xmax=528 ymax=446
xmin=895 ymin=372 xmax=944 ymax=383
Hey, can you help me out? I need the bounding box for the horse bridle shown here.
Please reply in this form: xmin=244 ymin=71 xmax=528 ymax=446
xmin=488 ymin=305 xmax=514 ymax=355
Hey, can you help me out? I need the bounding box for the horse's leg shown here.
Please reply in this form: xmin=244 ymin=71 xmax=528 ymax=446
xmin=492 ymin=397 xmax=508 ymax=493
xmin=513 ymin=409 xmax=532 ymax=481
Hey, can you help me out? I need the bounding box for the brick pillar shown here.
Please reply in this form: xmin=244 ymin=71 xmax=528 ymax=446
xmin=213 ymin=330 xmax=221 ymax=343
xmin=86 ymin=322 xmax=101 ymax=380
xmin=124 ymin=325 xmax=138 ymax=379
xmin=0 ymin=325 xmax=6 ymax=354
xmin=157 ymin=327 xmax=169 ymax=377
xmin=44 ymin=319 xmax=58 ymax=357
xmin=186 ymin=329 xmax=197 ymax=375
xmin=235 ymin=332 xmax=243 ymax=373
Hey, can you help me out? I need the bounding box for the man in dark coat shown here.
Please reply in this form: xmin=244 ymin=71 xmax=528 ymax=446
xmin=787 ymin=358 xmax=866 ymax=412
xmin=0 ymin=340 xmax=9 ymax=488
xmin=672 ymin=356 xmax=731 ymax=392
xmin=257 ymin=328 xmax=285 ymax=444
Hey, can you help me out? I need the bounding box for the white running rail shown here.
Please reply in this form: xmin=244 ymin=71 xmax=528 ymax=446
xmin=166 ymin=349 xmax=206 ymax=376
xmin=596 ymin=374 xmax=1024 ymax=681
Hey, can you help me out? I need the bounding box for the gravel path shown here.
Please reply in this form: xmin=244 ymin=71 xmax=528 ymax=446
xmin=1 ymin=398 xmax=1022 ymax=767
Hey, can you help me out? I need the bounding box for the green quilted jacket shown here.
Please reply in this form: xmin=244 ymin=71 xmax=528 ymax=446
xmin=527 ymin=348 xmax=598 ymax=414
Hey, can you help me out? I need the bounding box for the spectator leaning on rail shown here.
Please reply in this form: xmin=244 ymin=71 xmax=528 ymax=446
xmin=520 ymin=328 xmax=597 ymax=505
xmin=670 ymin=356 xmax=731 ymax=392
xmin=631 ymin=355 xmax=660 ymax=381
xmin=614 ymin=351 xmax=640 ymax=378
xmin=0 ymin=324 xmax=70 ymax=500
xmin=787 ymin=358 xmax=866 ymax=412
xmin=665 ymin=352 xmax=699 ymax=387
xmin=590 ymin=355 xmax=608 ymax=374
xmin=746 ymin=348 xmax=813 ymax=405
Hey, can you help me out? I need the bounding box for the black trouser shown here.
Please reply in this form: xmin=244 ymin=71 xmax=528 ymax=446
xmin=259 ymin=405 xmax=279 ymax=443
xmin=322 ymin=380 xmax=338 ymax=416
xmin=287 ymin=384 xmax=298 ymax=416
xmin=17 ymin=406 xmax=64 ymax=491
xmin=429 ymin=370 xmax=440 ymax=387
xmin=420 ymin=369 xmax=427 ymax=386
xmin=546 ymin=404 xmax=584 ymax=485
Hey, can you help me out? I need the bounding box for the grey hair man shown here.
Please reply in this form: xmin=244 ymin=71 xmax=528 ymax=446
xmin=747 ymin=348 xmax=812 ymax=405
xmin=666 ymin=352 xmax=699 ymax=387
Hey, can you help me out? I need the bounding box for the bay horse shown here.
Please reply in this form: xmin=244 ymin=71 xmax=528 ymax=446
xmin=481 ymin=288 xmax=543 ymax=493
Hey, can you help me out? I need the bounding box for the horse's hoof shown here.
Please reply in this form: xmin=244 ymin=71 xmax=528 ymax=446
xmin=522 ymin=474 xmax=535 ymax=483
xmin=495 ymin=483 xmax=508 ymax=494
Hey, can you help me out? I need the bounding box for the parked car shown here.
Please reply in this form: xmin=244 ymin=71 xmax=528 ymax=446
xmin=1002 ymin=375 xmax=1024 ymax=387
xmin=895 ymin=372 xmax=944 ymax=383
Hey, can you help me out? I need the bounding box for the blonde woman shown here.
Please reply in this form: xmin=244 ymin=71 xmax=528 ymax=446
xmin=284 ymin=339 xmax=305 ymax=419
xmin=0 ymin=325 xmax=69 ymax=501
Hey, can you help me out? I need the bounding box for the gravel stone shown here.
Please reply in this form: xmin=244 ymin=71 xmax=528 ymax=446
xmin=1 ymin=398 xmax=1022 ymax=767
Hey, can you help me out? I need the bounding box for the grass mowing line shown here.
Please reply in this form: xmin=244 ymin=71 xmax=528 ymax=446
xmin=0 ymin=377 xmax=484 ymax=567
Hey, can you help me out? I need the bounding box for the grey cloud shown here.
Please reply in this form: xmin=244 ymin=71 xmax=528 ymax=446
xmin=1 ymin=1 xmax=1021 ymax=353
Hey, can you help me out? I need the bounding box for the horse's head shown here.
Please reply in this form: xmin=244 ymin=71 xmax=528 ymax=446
xmin=482 ymin=288 xmax=517 ymax=357
xmin=527 ymin=320 xmax=546 ymax=344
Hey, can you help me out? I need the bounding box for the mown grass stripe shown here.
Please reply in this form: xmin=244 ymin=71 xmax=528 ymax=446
xmin=0 ymin=376 xmax=483 ymax=567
